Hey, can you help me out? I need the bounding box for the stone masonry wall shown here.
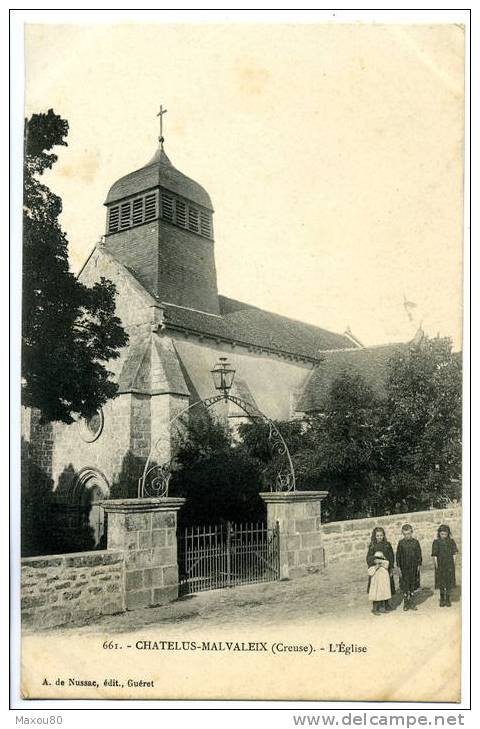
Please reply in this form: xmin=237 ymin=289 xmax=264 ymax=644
xmin=130 ymin=393 xmax=151 ymax=460
xmin=25 ymin=245 xmax=159 ymax=510
xmin=21 ymin=550 xmax=125 ymax=630
xmin=79 ymin=246 xmax=158 ymax=336
xmin=104 ymin=222 xmax=160 ymax=301
xmin=105 ymin=500 xmax=184 ymax=610
xmin=29 ymin=409 xmax=54 ymax=480
xmin=156 ymin=221 xmax=220 ymax=315
xmin=150 ymin=393 xmax=190 ymax=463
xmin=322 ymin=506 xmax=462 ymax=566
xmin=104 ymin=220 xmax=220 ymax=315
xmin=51 ymin=394 xmax=133 ymax=498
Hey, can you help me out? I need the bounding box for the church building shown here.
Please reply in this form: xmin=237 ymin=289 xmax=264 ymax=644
xmin=23 ymin=116 xmax=400 ymax=556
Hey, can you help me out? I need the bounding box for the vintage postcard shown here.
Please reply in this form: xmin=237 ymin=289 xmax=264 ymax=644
xmin=17 ymin=18 xmax=466 ymax=703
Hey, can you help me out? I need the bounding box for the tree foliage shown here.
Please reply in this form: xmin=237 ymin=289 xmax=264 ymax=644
xmin=239 ymin=337 xmax=462 ymax=521
xmin=382 ymin=336 xmax=462 ymax=510
xmin=239 ymin=372 xmax=388 ymax=520
xmin=166 ymin=337 xmax=461 ymax=525
xmin=169 ymin=413 xmax=266 ymax=527
xmin=23 ymin=109 xmax=128 ymax=423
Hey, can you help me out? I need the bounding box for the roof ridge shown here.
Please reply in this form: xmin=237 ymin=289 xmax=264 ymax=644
xmin=357 ymin=341 xmax=406 ymax=351
xmin=318 ymin=347 xmax=363 ymax=354
xmin=323 ymin=342 xmax=406 ymax=354
xmin=163 ymin=301 xmax=223 ymax=318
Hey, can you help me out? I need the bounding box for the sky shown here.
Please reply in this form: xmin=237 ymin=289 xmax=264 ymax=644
xmin=24 ymin=22 xmax=465 ymax=348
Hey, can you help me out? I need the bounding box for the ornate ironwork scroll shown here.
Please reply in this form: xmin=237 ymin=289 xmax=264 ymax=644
xmin=138 ymin=394 xmax=296 ymax=498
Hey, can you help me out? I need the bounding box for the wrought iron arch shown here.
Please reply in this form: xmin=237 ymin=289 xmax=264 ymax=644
xmin=138 ymin=394 xmax=296 ymax=498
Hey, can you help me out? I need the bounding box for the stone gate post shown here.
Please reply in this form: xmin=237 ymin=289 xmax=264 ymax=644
xmin=102 ymin=497 xmax=185 ymax=610
xmin=260 ymin=491 xmax=328 ymax=579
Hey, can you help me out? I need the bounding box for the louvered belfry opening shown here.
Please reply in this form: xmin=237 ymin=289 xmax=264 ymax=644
xmin=132 ymin=197 xmax=144 ymax=225
xmin=176 ymin=198 xmax=187 ymax=228
xmin=106 ymin=188 xmax=213 ymax=239
xmin=161 ymin=191 xmax=174 ymax=222
xmin=108 ymin=206 xmax=119 ymax=233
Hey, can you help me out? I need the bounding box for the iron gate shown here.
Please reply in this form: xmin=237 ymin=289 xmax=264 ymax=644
xmin=178 ymin=521 xmax=280 ymax=595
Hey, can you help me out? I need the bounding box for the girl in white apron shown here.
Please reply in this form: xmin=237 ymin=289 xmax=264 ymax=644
xmin=368 ymin=550 xmax=392 ymax=615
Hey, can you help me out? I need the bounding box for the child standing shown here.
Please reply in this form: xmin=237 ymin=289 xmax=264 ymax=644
xmin=366 ymin=527 xmax=395 ymax=614
xmin=431 ymin=524 xmax=458 ymax=607
xmin=396 ymin=523 xmax=422 ymax=611
xmin=368 ymin=551 xmax=392 ymax=615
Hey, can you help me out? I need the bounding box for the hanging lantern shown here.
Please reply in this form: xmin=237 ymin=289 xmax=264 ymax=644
xmin=211 ymin=357 xmax=236 ymax=399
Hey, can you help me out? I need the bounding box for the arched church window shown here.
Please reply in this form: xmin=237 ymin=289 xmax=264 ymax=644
xmin=77 ymin=408 xmax=104 ymax=443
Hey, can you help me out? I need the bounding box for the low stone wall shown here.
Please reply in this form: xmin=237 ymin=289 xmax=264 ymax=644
xmin=21 ymin=499 xmax=462 ymax=630
xmin=21 ymin=550 xmax=125 ymax=629
xmin=21 ymin=497 xmax=185 ymax=630
xmin=322 ymin=506 xmax=462 ymax=566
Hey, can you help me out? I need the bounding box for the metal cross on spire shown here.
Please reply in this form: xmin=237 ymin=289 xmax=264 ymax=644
xmin=157 ymin=104 xmax=168 ymax=149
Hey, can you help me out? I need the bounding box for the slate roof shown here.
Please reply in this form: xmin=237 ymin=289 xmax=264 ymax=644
xmin=162 ymin=297 xmax=356 ymax=361
xmin=105 ymin=146 xmax=213 ymax=209
xmin=95 ymin=242 xmax=356 ymax=362
xmin=117 ymin=334 xmax=190 ymax=396
xmin=296 ymin=342 xmax=407 ymax=413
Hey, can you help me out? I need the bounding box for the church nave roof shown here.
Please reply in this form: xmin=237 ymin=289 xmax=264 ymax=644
xmin=161 ymin=297 xmax=356 ymax=362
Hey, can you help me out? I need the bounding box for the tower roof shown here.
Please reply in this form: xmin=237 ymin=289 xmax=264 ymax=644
xmin=104 ymin=144 xmax=213 ymax=210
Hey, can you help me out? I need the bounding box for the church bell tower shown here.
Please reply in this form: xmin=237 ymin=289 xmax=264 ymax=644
xmin=103 ymin=106 xmax=220 ymax=315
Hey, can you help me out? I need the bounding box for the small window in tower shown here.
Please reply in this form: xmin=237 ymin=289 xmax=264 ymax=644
xmin=108 ymin=206 xmax=120 ymax=233
xmin=200 ymin=210 xmax=211 ymax=238
xmin=144 ymin=192 xmax=157 ymax=222
xmin=176 ymin=199 xmax=187 ymax=228
xmin=188 ymin=205 xmax=200 ymax=233
xmin=161 ymin=193 xmax=174 ymax=222
xmin=132 ymin=197 xmax=144 ymax=226
xmin=120 ymin=201 xmax=131 ymax=229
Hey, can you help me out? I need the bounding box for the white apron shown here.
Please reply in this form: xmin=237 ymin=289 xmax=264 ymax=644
xmin=368 ymin=566 xmax=392 ymax=601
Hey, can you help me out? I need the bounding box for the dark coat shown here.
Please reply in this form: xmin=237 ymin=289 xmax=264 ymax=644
xmin=432 ymin=537 xmax=458 ymax=590
xmin=396 ymin=537 xmax=422 ymax=593
xmin=366 ymin=541 xmax=396 ymax=595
